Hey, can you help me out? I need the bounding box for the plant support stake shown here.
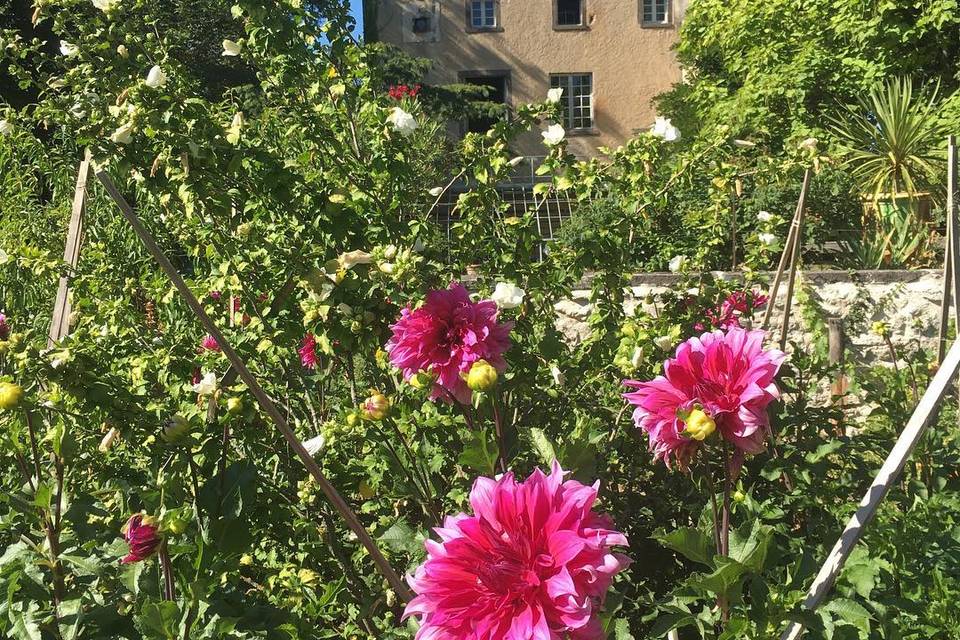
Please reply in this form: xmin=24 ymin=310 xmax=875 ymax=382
xmin=95 ymin=171 xmax=413 ymax=603
xmin=779 ymin=336 xmax=960 ymax=639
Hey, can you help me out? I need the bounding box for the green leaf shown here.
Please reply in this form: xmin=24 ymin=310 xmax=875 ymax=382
xmin=689 ymin=556 xmax=748 ymax=599
xmin=11 ymin=609 xmax=41 ymax=640
xmin=805 ymin=440 xmax=844 ymax=463
xmin=728 ymin=519 xmax=773 ymax=572
xmin=379 ymin=520 xmax=424 ymax=557
xmin=653 ymin=527 xmax=713 ymax=566
xmin=134 ymin=599 xmax=181 ymax=640
xmin=529 ymin=428 xmax=557 ymax=465
xmin=822 ymin=597 xmax=873 ymax=633
xmin=612 ymin=618 xmax=634 ymax=640
xmin=459 ymin=428 xmax=499 ymax=475
xmin=60 ymin=554 xmax=102 ymax=577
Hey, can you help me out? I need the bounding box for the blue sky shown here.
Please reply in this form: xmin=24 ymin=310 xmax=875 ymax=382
xmin=349 ymin=0 xmax=364 ymax=35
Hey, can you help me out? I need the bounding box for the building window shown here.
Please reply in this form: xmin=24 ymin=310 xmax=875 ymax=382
xmin=412 ymin=15 xmax=432 ymax=33
xmin=642 ymin=0 xmax=670 ymax=25
xmin=555 ymin=0 xmax=585 ymax=27
xmin=469 ymin=0 xmax=497 ymax=29
xmin=462 ymin=74 xmax=509 ymax=133
xmin=550 ymin=73 xmax=593 ymax=130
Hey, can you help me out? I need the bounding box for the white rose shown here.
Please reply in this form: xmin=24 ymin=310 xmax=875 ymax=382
xmin=630 ymin=346 xmax=645 ymax=369
xmin=116 ymin=44 xmax=128 ymax=57
xmin=92 ymin=0 xmax=119 ymax=12
xmin=654 ymin=335 xmax=674 ymax=352
xmin=508 ymin=156 xmax=525 ymax=167
xmin=542 ymin=123 xmax=565 ymax=146
xmin=144 ymin=65 xmax=167 ymax=89
xmin=222 ymin=39 xmax=242 ymax=56
xmin=60 ymin=40 xmax=79 ymax=57
xmin=491 ymin=282 xmax=525 ymax=309
xmin=757 ymin=210 xmax=774 ymax=222
xmin=0 ymin=120 xmax=12 ymax=136
xmin=386 ymin=106 xmax=418 ymax=137
xmin=339 ymin=250 xmax=373 ymax=269
xmin=650 ymin=116 xmax=680 ymax=142
xmin=303 ymin=434 xmax=326 ymax=456
xmin=546 ymin=87 xmax=563 ymax=103
xmin=192 ymin=372 xmax=218 ymax=397
xmin=428 ymin=186 xmax=444 ymax=197
xmin=550 ymin=364 xmax=565 ymax=386
xmin=758 ymin=232 xmax=777 ymax=246
xmin=668 ymin=255 xmax=687 ymax=273
xmin=109 ymin=121 xmax=135 ymax=144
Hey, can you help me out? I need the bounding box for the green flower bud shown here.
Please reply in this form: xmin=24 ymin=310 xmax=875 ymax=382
xmin=361 ymin=392 xmax=390 ymax=421
xmin=465 ymin=359 xmax=498 ymax=392
xmin=681 ymin=408 xmax=716 ymax=441
xmin=161 ymin=415 xmax=190 ymax=443
xmin=0 ymin=381 xmax=23 ymax=410
xmin=226 ymin=396 xmax=243 ymax=415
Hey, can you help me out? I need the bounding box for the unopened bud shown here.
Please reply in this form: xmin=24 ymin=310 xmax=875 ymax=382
xmin=465 ymin=359 xmax=498 ymax=392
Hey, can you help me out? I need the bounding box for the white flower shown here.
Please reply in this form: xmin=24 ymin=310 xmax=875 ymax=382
xmin=303 ymin=434 xmax=326 ymax=456
xmin=542 ymin=123 xmax=565 ymax=146
xmin=550 ymin=364 xmax=565 ymax=386
xmin=386 ymin=106 xmax=418 ymax=137
xmin=798 ymin=137 xmax=818 ymax=152
xmin=0 ymin=120 xmax=12 ymax=136
xmin=508 ymin=156 xmax=525 ymax=167
xmin=758 ymin=232 xmax=777 ymax=246
xmin=757 ymin=210 xmax=774 ymax=222
xmin=116 ymin=44 xmax=128 ymax=57
xmin=546 ymin=87 xmax=563 ymax=103
xmin=630 ymin=346 xmax=644 ymax=369
xmin=0 ymin=249 xmax=9 ymax=264
xmin=668 ymin=255 xmax=687 ymax=273
xmin=192 ymin=372 xmax=218 ymax=397
xmin=428 ymin=186 xmax=444 ymax=197
xmin=98 ymin=427 xmax=120 ymax=453
xmin=144 ymin=65 xmax=167 ymax=89
xmin=733 ymin=139 xmax=755 ymax=148
xmin=654 ymin=335 xmax=674 ymax=352
xmin=60 ymin=40 xmax=79 ymax=57
xmin=109 ymin=121 xmax=135 ymax=144
xmin=491 ymin=282 xmax=525 ymax=309
xmin=92 ymin=0 xmax=119 ymax=12
xmin=650 ymin=116 xmax=680 ymax=142
xmin=339 ymin=250 xmax=372 ymax=269
xmin=222 ymin=39 xmax=242 ymax=56
xmin=383 ymin=244 xmax=398 ymax=260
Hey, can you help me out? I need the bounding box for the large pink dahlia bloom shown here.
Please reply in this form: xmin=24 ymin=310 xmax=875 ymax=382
xmin=386 ymin=282 xmax=512 ymax=404
xmin=403 ymin=462 xmax=630 ymax=640
xmin=623 ymin=327 xmax=785 ymax=468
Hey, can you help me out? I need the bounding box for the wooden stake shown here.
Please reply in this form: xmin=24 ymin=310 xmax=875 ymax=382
xmin=48 ymin=154 xmax=91 ymax=346
xmin=779 ymin=336 xmax=960 ymax=640
xmin=777 ymin=169 xmax=812 ymax=351
xmin=95 ymin=171 xmax=413 ymax=603
xmin=760 ymin=170 xmax=810 ymax=331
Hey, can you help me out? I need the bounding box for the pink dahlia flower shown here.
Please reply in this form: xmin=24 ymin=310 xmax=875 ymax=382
xmin=299 ymin=333 xmax=319 ymax=369
xmin=121 ymin=514 xmax=163 ymax=564
xmin=706 ymin=290 xmax=768 ymax=330
xmin=200 ymin=335 xmax=221 ymax=352
xmin=404 ymin=462 xmax=630 ymax=639
xmin=623 ymin=327 xmax=785 ymax=468
xmin=386 ymin=282 xmax=512 ymax=404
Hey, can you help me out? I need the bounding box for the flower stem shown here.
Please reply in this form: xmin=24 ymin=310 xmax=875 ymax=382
xmin=159 ymin=541 xmax=176 ymax=601
xmin=491 ymin=392 xmax=508 ymax=474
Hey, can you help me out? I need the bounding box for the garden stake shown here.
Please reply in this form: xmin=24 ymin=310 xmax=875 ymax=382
xmin=777 ymin=169 xmax=811 ymax=351
xmin=779 ymin=337 xmax=960 ymax=640
xmin=95 ymin=171 xmax=414 ymax=603
xmin=936 ymin=136 xmax=960 ymax=365
xmin=48 ymin=152 xmax=91 ymax=346
xmin=760 ymin=168 xmax=811 ymax=332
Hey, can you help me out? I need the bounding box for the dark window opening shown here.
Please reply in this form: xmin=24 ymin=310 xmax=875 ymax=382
xmin=412 ymin=16 xmax=432 ymax=33
xmin=463 ymin=75 xmax=508 ymax=133
xmin=556 ymin=0 xmax=584 ymax=26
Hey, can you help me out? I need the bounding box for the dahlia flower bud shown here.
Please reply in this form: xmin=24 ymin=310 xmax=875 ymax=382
xmin=161 ymin=415 xmax=190 ymax=443
xmin=871 ymin=321 xmax=889 ymax=338
xmin=0 ymin=381 xmax=23 ymax=410
xmin=361 ymin=392 xmax=390 ymax=421
xmin=681 ymin=408 xmax=716 ymax=441
xmin=465 ymin=359 xmax=498 ymax=392
xmin=226 ymin=396 xmax=243 ymax=415
xmin=121 ymin=514 xmax=163 ymax=564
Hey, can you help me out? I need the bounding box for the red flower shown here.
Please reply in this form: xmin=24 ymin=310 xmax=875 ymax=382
xmin=705 ymin=290 xmax=768 ymax=329
xmin=121 ymin=514 xmax=163 ymax=564
xmin=299 ymin=333 xmax=319 ymax=369
xmin=200 ymin=335 xmax=221 ymax=352
xmin=388 ymin=83 xmax=422 ymax=100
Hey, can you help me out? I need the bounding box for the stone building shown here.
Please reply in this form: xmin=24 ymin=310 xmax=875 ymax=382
xmin=364 ymin=0 xmax=687 ymax=158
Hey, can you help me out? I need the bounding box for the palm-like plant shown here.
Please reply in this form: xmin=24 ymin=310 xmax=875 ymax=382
xmin=828 ymin=76 xmax=946 ymax=200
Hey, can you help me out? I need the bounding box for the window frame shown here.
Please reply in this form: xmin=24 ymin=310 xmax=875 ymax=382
xmin=459 ymin=70 xmax=512 ymax=135
xmin=641 ymin=0 xmax=672 ymax=27
xmin=549 ymin=72 xmax=596 ymax=134
xmin=465 ymin=0 xmax=502 ymax=33
xmin=553 ymin=0 xmax=588 ymax=31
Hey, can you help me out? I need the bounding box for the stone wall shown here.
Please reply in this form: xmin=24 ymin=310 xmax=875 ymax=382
xmin=555 ymin=270 xmax=949 ymax=367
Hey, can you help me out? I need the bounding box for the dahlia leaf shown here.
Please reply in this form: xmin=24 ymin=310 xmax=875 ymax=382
xmin=529 ymin=428 xmax=557 ymax=465
xmin=653 ymin=526 xmax=713 ymax=566
xmin=727 ymin=519 xmax=773 ymax=572
xmin=458 ymin=428 xmax=499 ymax=475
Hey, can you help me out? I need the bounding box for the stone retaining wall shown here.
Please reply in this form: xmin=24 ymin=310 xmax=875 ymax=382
xmin=555 ymin=270 xmax=948 ymax=366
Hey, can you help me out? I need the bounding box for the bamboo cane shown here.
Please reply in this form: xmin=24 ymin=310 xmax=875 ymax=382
xmin=777 ymin=169 xmax=812 ymax=351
